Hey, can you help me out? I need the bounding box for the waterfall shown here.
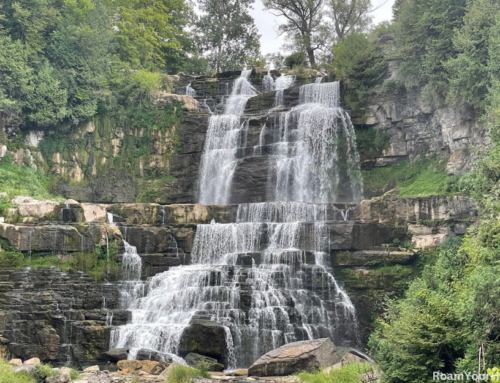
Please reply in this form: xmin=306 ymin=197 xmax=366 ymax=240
xmin=262 ymin=71 xmax=296 ymax=107
xmin=198 ymin=70 xmax=256 ymax=205
xmin=186 ymin=82 xmax=197 ymax=97
xmin=113 ymin=73 xmax=363 ymax=369
xmin=272 ymin=82 xmax=364 ymax=203
xmin=107 ymin=212 xmax=116 ymax=227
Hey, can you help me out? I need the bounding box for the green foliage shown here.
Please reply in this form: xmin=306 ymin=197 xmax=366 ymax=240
xmin=355 ymin=127 xmax=390 ymax=157
xmin=393 ymin=0 xmax=467 ymax=102
xmin=0 ymin=251 xmax=25 ymax=268
xmin=28 ymin=364 xmax=57 ymax=383
xmin=0 ymin=155 xmax=58 ymax=199
xmin=164 ymin=364 xmax=210 ymax=383
xmin=446 ymin=0 xmax=500 ymax=111
xmin=196 ymin=0 xmax=262 ymax=73
xmin=331 ymin=33 xmax=386 ymax=115
xmin=284 ymin=52 xmax=307 ymax=69
xmin=0 ymin=360 xmax=35 ymax=383
xmin=362 ymin=156 xmax=453 ymax=198
xmin=104 ymin=0 xmax=189 ymax=70
xmin=298 ymin=363 xmax=374 ymax=383
xmin=370 ymin=230 xmax=500 ymax=382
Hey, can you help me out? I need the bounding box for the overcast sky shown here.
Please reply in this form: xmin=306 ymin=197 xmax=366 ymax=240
xmin=250 ymin=0 xmax=395 ymax=55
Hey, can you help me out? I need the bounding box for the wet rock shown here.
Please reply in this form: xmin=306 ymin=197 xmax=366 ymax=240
xmin=248 ymin=338 xmax=341 ymax=377
xmin=103 ymin=348 xmax=128 ymax=362
xmin=136 ymin=348 xmax=174 ymax=362
xmin=178 ymin=319 xmax=228 ymax=364
xmin=185 ymin=353 xmax=224 ymax=372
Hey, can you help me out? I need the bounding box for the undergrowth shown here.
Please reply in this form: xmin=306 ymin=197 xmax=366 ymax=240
xmin=362 ymin=156 xmax=456 ymax=198
xmin=298 ymin=363 xmax=375 ymax=383
xmin=0 ymin=155 xmax=59 ymax=200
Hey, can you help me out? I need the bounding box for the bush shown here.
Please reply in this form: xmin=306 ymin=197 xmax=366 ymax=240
xmin=284 ymin=52 xmax=307 ymax=69
xmin=298 ymin=363 xmax=374 ymax=383
xmin=28 ymin=364 xmax=57 ymax=383
xmin=0 ymin=251 xmax=25 ymax=268
xmin=0 ymin=360 xmax=35 ymax=383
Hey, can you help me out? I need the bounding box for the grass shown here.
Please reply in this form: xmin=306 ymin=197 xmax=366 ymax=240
xmin=164 ymin=364 xmax=211 ymax=383
xmin=69 ymin=368 xmax=81 ymax=380
xmin=0 ymin=360 xmax=35 ymax=383
xmin=298 ymin=363 xmax=375 ymax=383
xmin=362 ymin=156 xmax=455 ymax=198
xmin=0 ymin=155 xmax=60 ymax=200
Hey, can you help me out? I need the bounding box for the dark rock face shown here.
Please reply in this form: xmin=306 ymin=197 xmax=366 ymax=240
xmin=248 ymin=338 xmax=340 ymax=377
xmin=178 ymin=320 xmax=228 ymax=364
xmin=0 ymin=268 xmax=119 ymax=368
xmin=102 ymin=348 xmax=128 ymax=362
xmin=185 ymin=352 xmax=224 ymax=372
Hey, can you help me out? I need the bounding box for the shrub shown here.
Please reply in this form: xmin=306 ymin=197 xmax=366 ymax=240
xmin=285 ymin=52 xmax=307 ymax=69
xmin=28 ymin=364 xmax=57 ymax=383
xmin=0 ymin=251 xmax=25 ymax=268
xmin=298 ymin=363 xmax=374 ymax=383
xmin=69 ymin=369 xmax=81 ymax=380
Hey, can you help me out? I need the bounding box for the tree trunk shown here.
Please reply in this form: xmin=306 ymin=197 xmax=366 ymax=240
xmin=307 ymin=48 xmax=316 ymax=67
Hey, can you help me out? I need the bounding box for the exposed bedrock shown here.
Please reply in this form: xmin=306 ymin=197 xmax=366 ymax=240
xmin=0 ymin=268 xmax=120 ymax=368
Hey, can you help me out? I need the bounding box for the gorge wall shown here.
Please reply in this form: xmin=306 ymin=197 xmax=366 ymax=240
xmin=0 ymin=67 xmax=483 ymax=369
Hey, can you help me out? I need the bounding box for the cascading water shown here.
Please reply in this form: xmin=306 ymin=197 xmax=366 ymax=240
xmin=112 ymin=73 xmax=363 ymax=369
xmin=271 ymin=82 xmax=364 ymax=203
xmin=198 ymin=70 xmax=256 ymax=205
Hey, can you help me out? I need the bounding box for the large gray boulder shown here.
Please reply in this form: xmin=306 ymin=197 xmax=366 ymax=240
xmin=248 ymin=338 xmax=341 ymax=377
xmin=178 ymin=320 xmax=228 ymax=364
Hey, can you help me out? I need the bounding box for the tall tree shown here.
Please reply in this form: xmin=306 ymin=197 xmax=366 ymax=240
xmin=393 ymin=0 xmax=467 ymax=101
xmin=196 ymin=0 xmax=261 ymax=73
xmin=328 ymin=0 xmax=373 ymax=40
xmin=262 ymin=0 xmax=324 ymax=67
xmin=104 ymin=0 xmax=189 ymax=70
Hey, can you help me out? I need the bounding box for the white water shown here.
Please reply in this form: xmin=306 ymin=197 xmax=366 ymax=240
xmin=272 ymin=82 xmax=364 ymax=203
xmin=198 ymin=70 xmax=256 ymax=205
xmin=107 ymin=212 xmax=115 ymax=227
xmin=262 ymin=71 xmax=296 ymax=107
xmin=113 ymin=74 xmax=362 ymax=369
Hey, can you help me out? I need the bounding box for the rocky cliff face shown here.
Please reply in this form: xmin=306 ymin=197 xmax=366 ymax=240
xmin=353 ymin=35 xmax=488 ymax=177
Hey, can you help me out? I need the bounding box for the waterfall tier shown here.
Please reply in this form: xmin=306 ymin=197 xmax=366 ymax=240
xmin=112 ymin=71 xmax=364 ymax=369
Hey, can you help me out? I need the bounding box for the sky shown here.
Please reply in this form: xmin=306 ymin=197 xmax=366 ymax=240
xmin=250 ymin=0 xmax=396 ymax=55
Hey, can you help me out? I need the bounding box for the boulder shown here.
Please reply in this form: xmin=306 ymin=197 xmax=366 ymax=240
xmin=84 ymin=365 xmax=100 ymax=372
xmin=14 ymin=364 xmax=38 ymax=373
xmin=23 ymin=357 xmax=41 ymax=365
xmin=178 ymin=319 xmax=228 ymax=363
xmin=185 ymin=353 xmax=224 ymax=372
xmin=248 ymin=338 xmax=341 ymax=377
xmin=47 ymin=373 xmax=71 ymax=383
xmin=9 ymin=358 xmax=22 ymax=366
xmin=117 ymin=360 xmax=159 ymax=374
xmin=102 ymin=348 xmax=128 ymax=362
xmin=232 ymin=369 xmax=248 ymax=376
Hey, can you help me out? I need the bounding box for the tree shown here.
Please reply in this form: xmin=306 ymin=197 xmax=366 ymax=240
xmin=196 ymin=0 xmax=261 ymax=73
xmin=446 ymin=0 xmax=500 ymax=111
xmin=328 ymin=0 xmax=373 ymax=41
xmin=47 ymin=0 xmax=115 ymax=123
xmin=262 ymin=0 xmax=324 ymax=67
xmin=393 ymin=0 xmax=467 ymax=102
xmin=104 ymin=0 xmax=190 ymax=70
